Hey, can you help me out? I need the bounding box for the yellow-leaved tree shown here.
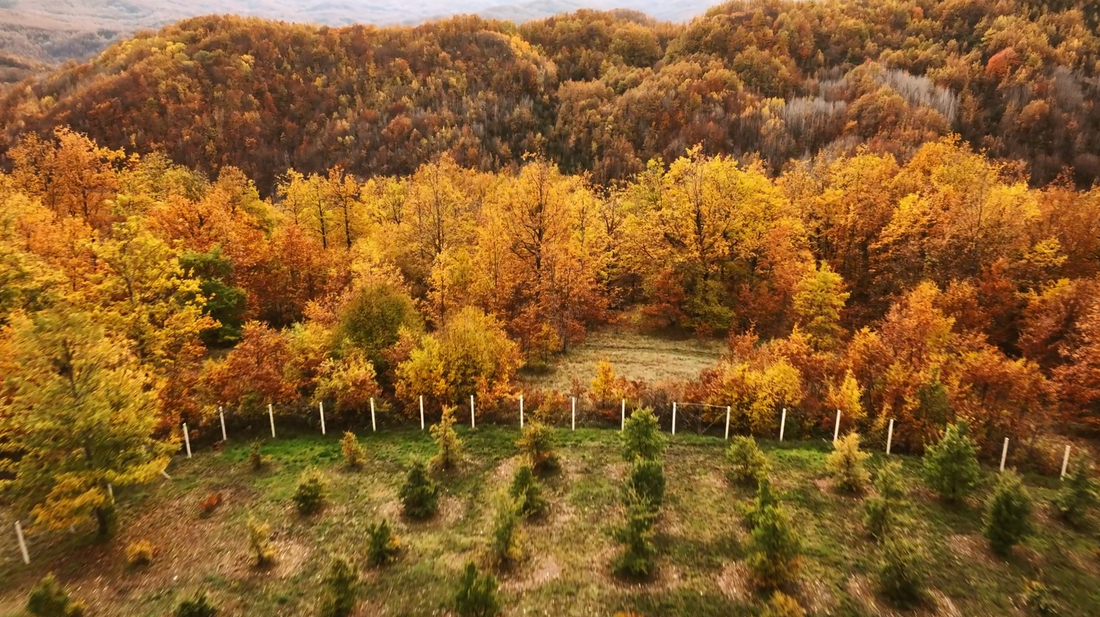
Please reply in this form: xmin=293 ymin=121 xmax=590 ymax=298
xmin=0 ymin=309 xmax=174 ymax=538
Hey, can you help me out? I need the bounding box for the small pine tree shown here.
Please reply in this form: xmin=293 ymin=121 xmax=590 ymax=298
xmin=489 ymin=497 xmax=523 ymax=568
xmin=247 ymin=517 xmax=275 ymax=568
xmin=366 ymin=519 xmax=400 ymax=567
xmin=826 ymin=432 xmax=870 ymax=493
xmin=516 ymin=421 xmax=558 ymax=475
xmin=293 ymin=469 xmax=326 ymax=515
xmin=175 ymin=592 xmax=217 ymax=617
xmin=624 ymin=458 xmax=665 ymax=511
xmin=984 ymin=471 xmax=1033 ymax=556
xmin=341 ymin=432 xmax=366 ymax=469
xmin=26 ymin=574 xmax=84 ymax=617
xmin=877 ymin=537 xmax=924 ymax=608
xmin=864 ymin=461 xmax=906 ymax=540
xmin=922 ymin=420 xmax=980 ymax=503
xmin=454 ymin=562 xmax=501 ymax=617
xmin=321 ymin=557 xmax=358 ymax=617
xmin=1053 ymin=466 xmax=1096 ymax=527
xmin=746 ymin=503 xmax=800 ymax=591
xmin=761 ymin=592 xmax=806 ymax=617
xmin=621 ymin=407 xmax=665 ymax=462
xmin=726 ymin=435 xmax=769 ymax=486
xmin=613 ymin=494 xmax=659 ymax=579
xmin=399 ymin=459 xmax=439 ymax=519
xmin=509 ymin=465 xmax=547 ymax=518
xmin=430 ymin=405 xmax=462 ymax=471
xmin=249 ymin=442 xmax=266 ymax=472
xmin=744 ymin=475 xmax=779 ymax=530
xmin=1021 ymin=580 xmax=1059 ymax=616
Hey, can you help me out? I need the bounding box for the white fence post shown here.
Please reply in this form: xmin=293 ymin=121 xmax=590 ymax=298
xmin=833 ymin=409 xmax=841 ymax=442
xmin=571 ymin=397 xmax=576 ymax=431
xmin=621 ymin=399 xmax=626 ymax=431
xmin=520 ymin=394 xmax=524 ymax=429
xmin=886 ymin=418 xmax=894 ymax=455
xmin=107 ymin=483 xmax=114 ymax=503
xmin=724 ymin=405 xmax=731 ymax=440
xmin=370 ymin=397 xmax=376 ymax=432
xmin=182 ymin=423 xmax=192 ymax=458
xmin=319 ymin=401 xmax=326 ymax=435
xmin=419 ymin=396 xmax=425 ymax=431
xmin=779 ymin=408 xmax=787 ymax=442
xmin=268 ymin=403 xmax=276 ymax=438
xmin=219 ymin=406 xmax=227 ymax=442
xmin=1061 ymin=445 xmax=1072 ymax=479
xmin=470 ymin=394 xmax=476 ymax=429
xmin=14 ymin=522 xmax=29 ymax=564
xmin=1000 ymin=438 xmax=1009 ymax=472
xmin=672 ymin=402 xmax=677 ymax=435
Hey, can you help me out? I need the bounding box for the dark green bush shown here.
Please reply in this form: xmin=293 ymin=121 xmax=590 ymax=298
xmin=864 ymin=461 xmax=906 ymax=540
xmin=27 ymin=574 xmax=84 ymax=617
xmin=826 ymin=432 xmax=870 ymax=493
xmin=516 ymin=421 xmax=558 ymax=475
xmin=175 ymin=592 xmax=217 ymax=617
xmin=1053 ymin=466 xmax=1096 ymax=527
xmin=1021 ymin=580 xmax=1059 ymax=615
xmin=624 ymin=458 xmax=665 ymax=511
xmin=399 ymin=459 xmax=439 ymax=519
xmin=621 ymin=407 xmax=665 ymax=462
xmin=876 ymin=537 xmax=924 ymax=607
xmin=454 ymin=562 xmax=501 ymax=617
xmin=984 ymin=471 xmax=1033 ymax=556
xmin=489 ymin=498 xmax=523 ymax=568
xmin=743 ymin=475 xmax=779 ymax=530
xmin=725 ymin=435 xmax=768 ymax=486
xmin=321 ymin=557 xmax=358 ymax=617
xmin=746 ymin=503 xmax=800 ymax=591
xmin=293 ymin=469 xmax=326 ymax=515
xmin=922 ymin=420 xmax=980 ymax=503
xmin=366 ymin=519 xmax=400 ymax=567
xmin=509 ymin=465 xmax=547 ymax=518
xmin=612 ymin=495 xmax=659 ymax=579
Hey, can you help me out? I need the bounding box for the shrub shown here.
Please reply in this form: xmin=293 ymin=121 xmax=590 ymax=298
xmin=430 ymin=405 xmax=462 ymax=471
xmin=743 ymin=475 xmax=779 ymax=530
xmin=613 ymin=495 xmax=659 ymax=579
xmin=248 ymin=442 xmax=267 ymax=472
xmin=826 ymin=433 xmax=871 ymax=493
xmin=400 ymin=459 xmax=439 ymax=519
xmin=293 ymin=469 xmax=327 ymax=515
xmin=175 ymin=593 xmax=217 ymax=617
xmin=876 ymin=537 xmax=924 ymax=607
xmin=320 ymin=557 xmax=358 ymax=617
xmin=746 ymin=503 xmax=800 ymax=591
xmin=509 ymin=465 xmax=547 ymax=518
xmin=1021 ymin=580 xmax=1059 ymax=615
xmin=621 ymin=407 xmax=665 ymax=462
xmin=864 ymin=461 xmax=906 ymax=540
xmin=624 ymin=458 xmax=665 ymax=511
xmin=761 ymin=592 xmax=805 ymax=617
xmin=341 ymin=431 xmax=366 ymax=469
xmin=366 ymin=520 xmax=400 ymax=567
xmin=125 ymin=540 xmax=155 ymax=568
xmin=1053 ymin=466 xmax=1096 ymax=527
xmin=726 ymin=436 xmax=768 ymax=486
xmin=516 ymin=421 xmax=558 ymax=475
xmin=591 ymin=359 xmax=625 ymax=408
xmin=454 ymin=562 xmax=501 ymax=617
xmin=922 ymin=420 xmax=980 ymax=503
xmin=198 ymin=491 xmax=222 ymax=517
xmin=247 ymin=517 xmax=275 ymax=567
xmin=984 ymin=471 xmax=1033 ymax=556
xmin=489 ymin=498 xmax=523 ymax=568
xmin=26 ymin=574 xmax=84 ymax=617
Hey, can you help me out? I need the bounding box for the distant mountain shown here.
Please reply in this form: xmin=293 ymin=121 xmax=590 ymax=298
xmin=0 ymin=0 xmax=722 ymax=64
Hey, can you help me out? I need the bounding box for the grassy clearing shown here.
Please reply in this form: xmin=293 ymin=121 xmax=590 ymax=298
xmin=1 ymin=426 xmax=1098 ymax=617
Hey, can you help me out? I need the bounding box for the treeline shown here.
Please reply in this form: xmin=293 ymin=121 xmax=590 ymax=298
xmin=1 ymin=0 xmax=1100 ymax=190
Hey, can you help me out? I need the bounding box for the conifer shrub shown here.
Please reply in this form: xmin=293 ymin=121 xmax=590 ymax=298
xmin=876 ymin=537 xmax=924 ymax=607
xmin=624 ymin=458 xmax=665 ymax=511
xmin=175 ymin=593 xmax=217 ymax=617
xmin=247 ymin=517 xmax=275 ymax=567
xmin=489 ymin=498 xmax=523 ymax=569
xmin=509 ymin=465 xmax=547 ymax=518
xmin=621 ymin=407 xmax=665 ymax=462
xmin=1053 ymin=466 xmax=1096 ymax=527
xmin=293 ymin=469 xmax=326 ymax=515
xmin=743 ymin=475 xmax=779 ymax=530
xmin=761 ymin=592 xmax=805 ymax=617
xmin=922 ymin=420 xmax=980 ymax=503
xmin=725 ymin=435 xmax=769 ymax=486
xmin=321 ymin=557 xmax=359 ymax=617
xmin=1021 ymin=580 xmax=1059 ymax=615
xmin=613 ymin=494 xmax=659 ymax=579
xmin=399 ymin=459 xmax=439 ymax=519
xmin=864 ymin=461 xmax=906 ymax=540
xmin=984 ymin=471 xmax=1033 ymax=556
xmin=341 ymin=431 xmax=366 ymax=469
xmin=366 ymin=519 xmax=400 ymax=567
xmin=516 ymin=420 xmax=558 ymax=475
xmin=826 ymin=432 xmax=871 ymax=493
xmin=125 ymin=540 xmax=155 ymax=568
xmin=249 ymin=442 xmax=267 ymax=472
xmin=430 ymin=405 xmax=462 ymax=471
xmin=26 ymin=574 xmax=84 ymax=617
xmin=746 ymin=501 xmax=800 ymax=591
xmin=454 ymin=562 xmax=501 ymax=617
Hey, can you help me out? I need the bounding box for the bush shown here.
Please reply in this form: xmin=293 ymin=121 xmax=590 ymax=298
xmin=1053 ymin=466 xmax=1096 ymax=527
xmin=826 ymin=433 xmax=871 ymax=493
xmin=984 ymin=471 xmax=1033 ymax=556
xmin=624 ymin=458 xmax=665 ymax=511
xmin=743 ymin=475 xmax=779 ymax=530
xmin=509 ymin=465 xmax=547 ymax=518
xmin=430 ymin=405 xmax=462 ymax=471
xmin=125 ymin=540 xmax=155 ymax=568
xmin=876 ymin=537 xmax=924 ymax=607
xmin=366 ymin=519 xmax=400 ymax=567
xmin=761 ymin=592 xmax=805 ymax=617
xmin=726 ymin=436 xmax=768 ymax=486
xmin=864 ymin=461 xmax=906 ymax=540
xmin=489 ymin=497 xmax=523 ymax=568
xmin=341 ymin=431 xmax=366 ymax=469
xmin=26 ymin=574 xmax=84 ymax=617
xmin=400 ymin=459 xmax=439 ymax=519
xmin=198 ymin=491 xmax=222 ymax=517
xmin=293 ymin=469 xmax=327 ymax=515
xmin=175 ymin=593 xmax=217 ymax=617
xmin=922 ymin=420 xmax=980 ymax=503
xmin=613 ymin=495 xmax=659 ymax=579
xmin=1021 ymin=580 xmax=1059 ymax=615
xmin=248 ymin=442 xmax=267 ymax=472
xmin=454 ymin=562 xmax=501 ymax=617
xmin=621 ymin=407 xmax=665 ymax=462
xmin=746 ymin=503 xmax=800 ymax=591
xmin=321 ymin=557 xmax=359 ymax=617
xmin=516 ymin=421 xmax=558 ymax=475
xmin=247 ymin=517 xmax=275 ymax=567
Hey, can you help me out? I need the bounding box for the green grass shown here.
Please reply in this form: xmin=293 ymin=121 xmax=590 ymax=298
xmin=1 ymin=426 xmax=1098 ymax=616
